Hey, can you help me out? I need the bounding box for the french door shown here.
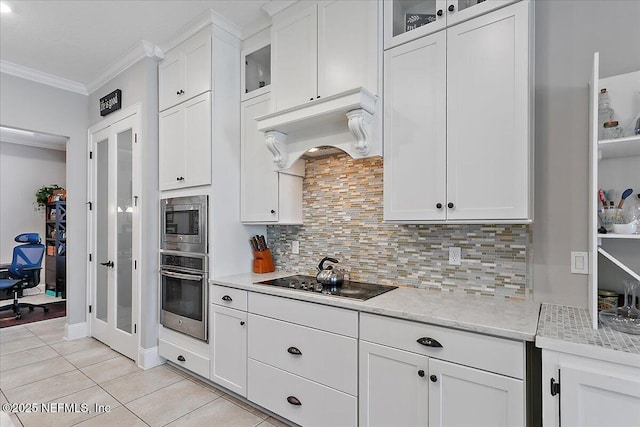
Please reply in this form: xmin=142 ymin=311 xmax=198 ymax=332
xmin=88 ymin=106 xmax=141 ymax=361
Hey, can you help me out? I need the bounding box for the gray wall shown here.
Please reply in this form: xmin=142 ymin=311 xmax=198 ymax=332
xmin=0 ymin=73 xmax=89 ymax=324
xmin=532 ymin=0 xmax=640 ymax=307
xmin=88 ymin=57 xmax=160 ymax=349
xmin=0 ymin=142 xmax=66 ymax=271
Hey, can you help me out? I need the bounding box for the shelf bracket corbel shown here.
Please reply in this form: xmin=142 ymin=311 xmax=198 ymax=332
xmin=346 ymin=109 xmax=373 ymax=156
xmin=265 ymin=130 xmax=288 ymax=169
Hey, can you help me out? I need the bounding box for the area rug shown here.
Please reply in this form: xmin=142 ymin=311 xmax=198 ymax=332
xmin=0 ymin=301 xmax=66 ymax=328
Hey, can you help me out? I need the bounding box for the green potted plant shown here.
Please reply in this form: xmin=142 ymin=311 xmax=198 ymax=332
xmin=34 ymin=184 xmax=64 ymax=210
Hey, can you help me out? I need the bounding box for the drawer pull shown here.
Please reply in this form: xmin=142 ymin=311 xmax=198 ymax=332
xmin=430 ymin=375 xmax=438 ymax=383
xmin=418 ymin=370 xmax=425 ymax=377
xmin=177 ymin=355 xmax=186 ymax=362
xmin=287 ymin=396 xmax=302 ymax=406
xmin=222 ymin=295 xmax=233 ymax=302
xmin=417 ymin=337 xmax=443 ymax=348
xmin=287 ymin=346 xmax=302 ymax=355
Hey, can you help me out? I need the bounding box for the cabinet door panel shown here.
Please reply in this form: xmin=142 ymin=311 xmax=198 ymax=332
xmin=429 ymin=359 xmax=524 ymax=427
xmin=359 ymin=341 xmax=428 ymax=427
xmin=159 ymin=51 xmax=182 ymax=112
xmin=560 ymin=361 xmax=640 ymax=427
xmin=272 ymin=4 xmax=318 ymax=111
xmin=183 ymin=93 xmax=211 ymax=187
xmin=210 ymin=305 xmax=247 ymax=396
xmin=158 ymin=106 xmax=185 ymax=190
xmin=183 ymin=34 xmax=212 ymax=101
xmin=241 ymin=94 xmax=279 ymax=222
xmin=448 ymin=0 xmax=517 ymax=26
xmin=446 ymin=1 xmax=530 ymax=220
xmin=318 ymin=0 xmax=378 ymax=97
xmin=384 ymin=31 xmax=447 ymax=221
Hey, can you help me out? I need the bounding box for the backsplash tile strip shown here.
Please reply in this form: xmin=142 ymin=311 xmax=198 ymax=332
xmin=267 ymin=153 xmax=531 ymax=298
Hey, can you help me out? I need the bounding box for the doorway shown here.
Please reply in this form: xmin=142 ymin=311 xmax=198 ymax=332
xmin=87 ymin=105 xmax=141 ymax=361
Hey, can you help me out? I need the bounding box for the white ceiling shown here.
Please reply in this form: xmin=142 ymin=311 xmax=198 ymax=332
xmin=0 ymin=0 xmax=291 ymax=93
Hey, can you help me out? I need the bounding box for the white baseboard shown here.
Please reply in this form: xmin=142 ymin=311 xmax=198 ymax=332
xmin=138 ymin=346 xmax=165 ymax=370
xmin=65 ymin=321 xmax=88 ymax=341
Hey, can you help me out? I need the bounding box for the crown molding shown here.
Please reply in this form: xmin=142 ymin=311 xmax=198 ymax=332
xmin=86 ymin=40 xmax=163 ymax=95
xmin=0 ymin=60 xmax=87 ymax=95
xmin=160 ymin=9 xmax=242 ymax=53
xmin=261 ymin=1 xmax=297 ymax=17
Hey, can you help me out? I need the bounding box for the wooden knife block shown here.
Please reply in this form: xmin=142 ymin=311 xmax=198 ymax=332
xmin=253 ymin=249 xmax=275 ymax=274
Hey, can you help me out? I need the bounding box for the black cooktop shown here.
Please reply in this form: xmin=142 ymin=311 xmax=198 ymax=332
xmin=255 ymin=275 xmax=397 ymax=301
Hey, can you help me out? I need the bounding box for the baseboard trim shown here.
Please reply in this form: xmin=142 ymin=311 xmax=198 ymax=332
xmin=138 ymin=346 xmax=165 ymax=370
xmin=65 ymin=321 xmax=88 ymax=341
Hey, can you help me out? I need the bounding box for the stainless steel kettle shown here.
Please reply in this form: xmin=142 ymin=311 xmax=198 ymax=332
xmin=316 ymin=256 xmax=344 ymax=286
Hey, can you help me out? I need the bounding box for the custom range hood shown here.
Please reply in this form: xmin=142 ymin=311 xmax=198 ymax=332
xmin=255 ymin=88 xmax=381 ymax=170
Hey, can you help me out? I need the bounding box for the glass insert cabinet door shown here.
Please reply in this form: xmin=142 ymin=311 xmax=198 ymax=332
xmin=384 ymin=0 xmax=516 ymax=49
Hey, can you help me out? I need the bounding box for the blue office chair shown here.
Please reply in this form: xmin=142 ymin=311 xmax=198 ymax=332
xmin=0 ymin=233 xmax=49 ymax=319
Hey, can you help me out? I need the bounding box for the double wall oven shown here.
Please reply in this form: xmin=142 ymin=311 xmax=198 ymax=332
xmin=160 ymin=195 xmax=209 ymax=341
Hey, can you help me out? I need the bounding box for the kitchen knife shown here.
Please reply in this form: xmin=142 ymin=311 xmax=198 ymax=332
xmin=258 ymin=235 xmax=268 ymax=250
xmin=249 ymin=238 xmax=258 ymax=252
xmin=252 ymin=236 xmax=261 ymax=252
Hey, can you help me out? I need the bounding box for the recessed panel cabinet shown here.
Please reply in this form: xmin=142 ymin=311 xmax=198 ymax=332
xmin=159 ymin=92 xmax=211 ymax=190
xmin=272 ymin=0 xmax=378 ymax=111
xmin=384 ymin=0 xmax=532 ymax=223
xmin=159 ymin=28 xmax=212 ymax=112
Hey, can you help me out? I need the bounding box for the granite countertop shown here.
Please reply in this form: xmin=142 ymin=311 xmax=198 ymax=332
xmin=536 ymin=303 xmax=640 ymax=366
xmin=211 ymin=271 xmax=541 ymax=342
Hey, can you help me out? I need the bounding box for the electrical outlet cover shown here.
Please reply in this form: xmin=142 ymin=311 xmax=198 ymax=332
xmin=449 ymin=247 xmax=461 ymax=266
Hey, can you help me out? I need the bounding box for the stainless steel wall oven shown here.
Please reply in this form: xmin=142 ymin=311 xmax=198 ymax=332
xmin=160 ymin=251 xmax=208 ymax=341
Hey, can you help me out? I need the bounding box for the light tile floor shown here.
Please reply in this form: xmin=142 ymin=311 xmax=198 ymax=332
xmin=0 ymin=317 xmax=289 ymax=427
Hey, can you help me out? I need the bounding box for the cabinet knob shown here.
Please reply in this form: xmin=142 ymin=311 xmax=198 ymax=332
xmin=437 ymin=9 xmax=443 ymax=16
xmin=436 ymin=203 xmax=442 ymax=209
xmin=240 ymin=321 xmax=245 ymax=326
xmin=270 ymin=209 xmax=276 ymax=214
xmin=418 ymin=370 xmax=425 ymax=377
xmin=447 ymin=202 xmax=454 ymax=209
xmin=177 ymin=355 xmax=186 ymax=362
xmin=176 ymin=89 xmax=184 ymax=95
xmin=448 ymin=4 xmax=455 ymax=12
xmin=310 ymin=97 xmax=314 ymax=101
xmin=430 ymin=375 xmax=438 ymax=383
xmin=317 ymin=95 xmax=321 ymax=99
xmin=287 ymin=396 xmax=302 ymax=406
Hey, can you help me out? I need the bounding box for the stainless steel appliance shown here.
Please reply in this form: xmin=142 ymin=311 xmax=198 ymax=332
xmin=160 ymin=252 xmax=208 ymax=341
xmin=161 ymin=195 xmax=207 ymax=253
xmin=255 ymin=275 xmax=397 ymax=301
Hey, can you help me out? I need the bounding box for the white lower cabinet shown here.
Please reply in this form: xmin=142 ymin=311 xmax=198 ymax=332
xmin=159 ymin=326 xmax=210 ymax=379
xmin=542 ymin=350 xmax=640 ymax=427
xmin=428 ymin=359 xmax=524 ymax=427
xmin=359 ymin=313 xmax=525 ymax=427
xmin=247 ymin=292 xmax=358 ymax=426
xmin=359 ymin=341 xmax=428 ymax=427
xmin=210 ymin=303 xmax=247 ymax=397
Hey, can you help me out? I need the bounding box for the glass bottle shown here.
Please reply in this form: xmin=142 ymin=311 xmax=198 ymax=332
xmin=598 ymin=88 xmax=614 ymax=139
xmin=603 ymin=120 xmax=623 ymax=139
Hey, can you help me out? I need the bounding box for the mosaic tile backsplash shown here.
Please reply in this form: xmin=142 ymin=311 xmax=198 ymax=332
xmin=267 ymin=153 xmax=531 ymax=298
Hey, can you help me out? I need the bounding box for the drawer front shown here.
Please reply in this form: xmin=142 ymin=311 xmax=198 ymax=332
xmin=210 ymin=285 xmax=247 ymax=311
xmin=248 ymin=292 xmax=358 ymax=338
xmin=248 ymin=359 xmax=357 ymax=427
xmin=248 ymin=314 xmax=357 ymax=395
xmin=159 ymin=338 xmax=210 ymax=379
xmin=360 ymin=313 xmax=524 ymax=379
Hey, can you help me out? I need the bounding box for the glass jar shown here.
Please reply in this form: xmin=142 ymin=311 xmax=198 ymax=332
xmin=603 ymin=120 xmax=623 ymax=139
xmin=598 ymin=88 xmax=614 ymax=139
xmin=598 ymin=289 xmax=619 ymax=312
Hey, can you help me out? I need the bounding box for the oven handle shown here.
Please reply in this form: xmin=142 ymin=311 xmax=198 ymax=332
xmin=160 ymin=269 xmax=205 ymax=281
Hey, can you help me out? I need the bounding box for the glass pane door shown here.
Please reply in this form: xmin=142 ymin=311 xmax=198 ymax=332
xmin=392 ymin=0 xmax=440 ymax=38
xmin=116 ymin=129 xmax=133 ymax=334
xmin=457 ymin=0 xmax=487 ymax=13
xmin=96 ymin=138 xmax=109 ymax=323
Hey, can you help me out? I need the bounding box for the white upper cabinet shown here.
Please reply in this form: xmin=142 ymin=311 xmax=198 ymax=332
xmin=384 ymin=0 xmax=533 ymax=223
xmin=242 ymin=29 xmax=272 ymax=102
xmin=159 ymin=28 xmax=212 ymax=111
xmin=384 ymin=31 xmax=447 ymax=221
xmin=159 ymin=92 xmax=211 ymax=190
xmin=446 ymin=1 xmax=531 ymax=221
xmin=272 ymin=0 xmax=379 ymax=112
xmin=384 ymin=0 xmax=518 ymax=50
